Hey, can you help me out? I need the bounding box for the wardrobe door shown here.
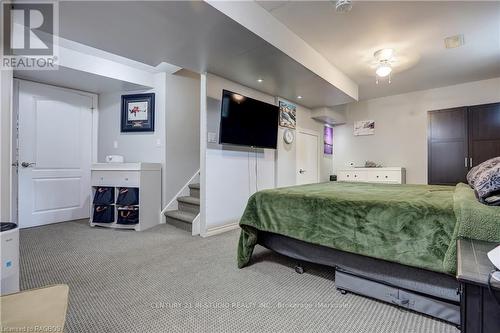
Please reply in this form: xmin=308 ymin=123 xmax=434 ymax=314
xmin=469 ymin=103 xmax=500 ymax=167
xmin=428 ymin=107 xmax=468 ymax=185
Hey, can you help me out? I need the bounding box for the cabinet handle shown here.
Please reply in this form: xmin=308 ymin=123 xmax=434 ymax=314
xmin=469 ymin=158 xmax=473 ymax=168
xmin=465 ymin=158 xmax=468 ymax=168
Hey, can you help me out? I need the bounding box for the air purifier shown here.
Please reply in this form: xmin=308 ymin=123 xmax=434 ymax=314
xmin=1 ymin=222 xmax=20 ymax=295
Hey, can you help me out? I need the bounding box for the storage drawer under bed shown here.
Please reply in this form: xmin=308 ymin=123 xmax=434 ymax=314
xmin=335 ymin=269 xmax=460 ymax=325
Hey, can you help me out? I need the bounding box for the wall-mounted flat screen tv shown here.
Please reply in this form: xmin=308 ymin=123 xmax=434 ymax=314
xmin=219 ymin=90 xmax=279 ymax=149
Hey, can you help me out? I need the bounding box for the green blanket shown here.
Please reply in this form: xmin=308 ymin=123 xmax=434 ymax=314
xmin=443 ymin=183 xmax=500 ymax=273
xmin=238 ymin=182 xmax=500 ymax=274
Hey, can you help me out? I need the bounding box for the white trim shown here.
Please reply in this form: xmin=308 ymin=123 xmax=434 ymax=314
xmin=0 ymin=70 xmax=13 ymax=222
xmin=160 ymin=169 xmax=200 ymax=224
xmin=199 ymin=73 xmax=208 ymax=237
xmin=11 ymin=78 xmax=18 ymax=224
xmin=191 ymin=214 xmax=200 ymax=236
xmin=296 ymin=127 xmax=321 ymax=184
xmin=57 ymin=38 xmax=181 ymax=75
xmin=202 ymin=222 xmax=240 ymax=238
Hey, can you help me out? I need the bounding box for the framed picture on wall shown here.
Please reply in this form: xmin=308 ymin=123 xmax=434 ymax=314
xmin=278 ymin=100 xmax=296 ymax=129
xmin=353 ymin=120 xmax=375 ymax=136
xmin=121 ymin=93 xmax=155 ymax=132
xmin=324 ymin=126 xmax=333 ymax=155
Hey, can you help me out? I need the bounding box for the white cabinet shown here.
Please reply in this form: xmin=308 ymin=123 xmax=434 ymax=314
xmin=90 ymin=163 xmax=161 ymax=231
xmin=337 ymin=167 xmax=406 ymax=184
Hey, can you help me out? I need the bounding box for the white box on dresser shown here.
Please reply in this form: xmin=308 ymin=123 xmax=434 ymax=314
xmin=337 ymin=167 xmax=406 ymax=184
xmin=90 ymin=163 xmax=161 ymax=231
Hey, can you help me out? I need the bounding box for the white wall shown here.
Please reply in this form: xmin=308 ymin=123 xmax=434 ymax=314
xmin=333 ymin=77 xmax=500 ymax=184
xmin=164 ymin=70 xmax=200 ymax=206
xmin=98 ymin=70 xmax=201 ymax=207
xmin=202 ymin=73 xmax=332 ymax=231
xmin=0 ymin=70 xmax=13 ymax=222
xmin=204 ymin=74 xmax=277 ymax=230
xmin=276 ymin=101 xmax=333 ymax=187
xmin=98 ymin=75 xmax=166 ymax=164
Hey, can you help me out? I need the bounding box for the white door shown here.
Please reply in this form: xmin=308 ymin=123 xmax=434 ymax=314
xmin=17 ymin=80 xmax=94 ymax=228
xmin=296 ymin=130 xmax=319 ymax=185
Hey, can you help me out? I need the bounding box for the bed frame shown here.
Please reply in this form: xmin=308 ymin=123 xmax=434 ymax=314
xmin=257 ymin=231 xmax=461 ymax=326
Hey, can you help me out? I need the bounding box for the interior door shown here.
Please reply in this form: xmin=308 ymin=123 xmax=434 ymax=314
xmin=468 ymin=103 xmax=500 ymax=167
xmin=17 ymin=80 xmax=93 ymax=228
xmin=296 ymin=130 xmax=319 ymax=185
xmin=428 ymin=107 xmax=468 ymax=185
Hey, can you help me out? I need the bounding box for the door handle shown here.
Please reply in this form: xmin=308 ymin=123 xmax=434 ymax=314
xmin=299 ymin=168 xmax=306 ymax=174
xmin=469 ymin=158 xmax=473 ymax=168
xmin=21 ymin=162 xmax=36 ymax=168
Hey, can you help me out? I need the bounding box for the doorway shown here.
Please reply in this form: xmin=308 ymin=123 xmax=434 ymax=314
xmin=296 ymin=129 xmax=319 ymax=185
xmin=14 ymin=80 xmax=97 ymax=228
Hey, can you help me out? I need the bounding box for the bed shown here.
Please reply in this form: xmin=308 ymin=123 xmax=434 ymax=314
xmin=237 ymin=181 xmax=500 ymax=324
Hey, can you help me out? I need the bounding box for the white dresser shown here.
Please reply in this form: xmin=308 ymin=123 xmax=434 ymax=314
xmin=337 ymin=167 xmax=406 ymax=184
xmin=90 ymin=163 xmax=161 ymax=231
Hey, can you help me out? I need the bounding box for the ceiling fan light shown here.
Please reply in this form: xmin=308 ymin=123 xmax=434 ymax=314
xmin=376 ymin=63 xmax=392 ymax=78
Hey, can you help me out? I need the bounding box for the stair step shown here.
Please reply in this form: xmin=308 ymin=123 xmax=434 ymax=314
xmin=188 ymin=183 xmax=200 ymax=190
xmin=177 ymin=196 xmax=200 ymax=206
xmin=165 ymin=210 xmax=196 ymax=224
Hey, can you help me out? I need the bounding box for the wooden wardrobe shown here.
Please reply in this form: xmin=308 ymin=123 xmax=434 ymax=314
xmin=428 ymin=102 xmax=500 ymax=185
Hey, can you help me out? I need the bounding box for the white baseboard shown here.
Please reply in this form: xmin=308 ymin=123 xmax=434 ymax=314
xmin=202 ymin=223 xmax=239 ymax=237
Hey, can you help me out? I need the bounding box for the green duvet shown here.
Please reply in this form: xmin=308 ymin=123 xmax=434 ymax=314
xmin=238 ymin=182 xmax=500 ymax=274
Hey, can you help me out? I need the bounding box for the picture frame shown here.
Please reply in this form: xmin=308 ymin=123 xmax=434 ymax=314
xmin=353 ymin=120 xmax=375 ymax=136
xmin=121 ymin=93 xmax=155 ymax=132
xmin=324 ymin=126 xmax=333 ymax=155
xmin=278 ymin=100 xmax=297 ymax=129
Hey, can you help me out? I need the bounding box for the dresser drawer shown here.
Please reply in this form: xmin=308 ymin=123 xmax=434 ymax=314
xmin=337 ymin=168 xmax=405 ymax=184
xmin=91 ymin=171 xmax=140 ymax=187
xmin=366 ymin=171 xmax=402 ymax=183
xmin=338 ymin=170 xmax=366 ymax=182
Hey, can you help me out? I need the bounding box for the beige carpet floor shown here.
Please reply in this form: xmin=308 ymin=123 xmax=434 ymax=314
xmin=20 ymin=220 xmax=458 ymax=333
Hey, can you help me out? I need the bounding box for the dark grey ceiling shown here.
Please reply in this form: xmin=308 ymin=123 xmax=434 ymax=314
xmin=57 ymin=1 xmax=354 ymax=107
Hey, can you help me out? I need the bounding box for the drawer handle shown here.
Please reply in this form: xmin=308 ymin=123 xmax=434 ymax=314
xmin=354 ymin=175 xmax=357 ymax=178
xmin=385 ymin=176 xmax=388 ymax=178
xmin=125 ymin=178 xmax=129 ymax=181
xmin=376 ymin=176 xmax=379 ymax=178
xmin=347 ymin=175 xmax=349 ymax=177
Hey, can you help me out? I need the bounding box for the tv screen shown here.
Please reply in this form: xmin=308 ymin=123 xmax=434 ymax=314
xmin=219 ymin=90 xmax=279 ymax=149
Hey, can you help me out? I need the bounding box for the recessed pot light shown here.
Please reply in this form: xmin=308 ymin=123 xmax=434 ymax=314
xmin=297 ymin=96 xmax=303 ymax=99
xmin=257 ymin=78 xmax=263 ymax=83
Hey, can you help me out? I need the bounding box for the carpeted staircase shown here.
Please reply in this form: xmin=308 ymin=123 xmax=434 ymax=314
xmin=165 ymin=183 xmax=200 ymax=232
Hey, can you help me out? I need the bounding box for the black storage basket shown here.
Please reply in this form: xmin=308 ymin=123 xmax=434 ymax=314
xmin=116 ymin=188 xmax=139 ymax=206
xmin=93 ymin=187 xmax=115 ymax=205
xmin=92 ymin=205 xmax=114 ymax=223
xmin=117 ymin=208 xmax=139 ymax=225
